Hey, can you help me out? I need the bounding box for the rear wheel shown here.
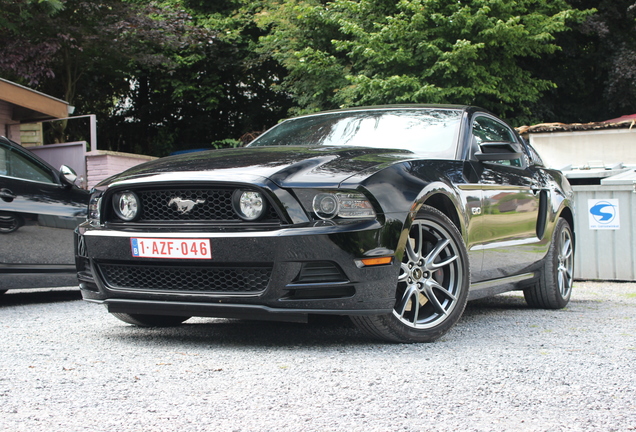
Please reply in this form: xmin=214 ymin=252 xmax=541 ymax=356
xmin=352 ymin=206 xmax=470 ymax=343
xmin=111 ymin=313 xmax=191 ymax=327
xmin=524 ymin=217 xmax=574 ymax=309
xmin=0 ymin=215 xmax=23 ymax=234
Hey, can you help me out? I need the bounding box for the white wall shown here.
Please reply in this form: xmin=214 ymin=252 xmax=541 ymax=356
xmin=529 ymin=128 xmax=636 ymax=169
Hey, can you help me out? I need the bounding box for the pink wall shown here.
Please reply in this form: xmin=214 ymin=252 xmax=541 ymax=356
xmin=86 ymin=151 xmax=156 ymax=189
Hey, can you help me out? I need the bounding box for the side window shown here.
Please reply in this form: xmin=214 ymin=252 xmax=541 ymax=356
xmin=0 ymin=142 xmax=56 ymax=184
xmin=472 ymin=116 xmax=522 ymax=167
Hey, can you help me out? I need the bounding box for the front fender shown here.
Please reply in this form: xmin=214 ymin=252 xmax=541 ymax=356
xmin=356 ymin=161 xmax=469 ymax=261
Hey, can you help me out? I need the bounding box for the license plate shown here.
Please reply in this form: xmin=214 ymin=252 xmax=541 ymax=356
xmin=131 ymin=238 xmax=212 ymax=259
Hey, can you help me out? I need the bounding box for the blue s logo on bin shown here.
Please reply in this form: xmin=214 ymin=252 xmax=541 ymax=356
xmin=590 ymin=201 xmax=617 ymax=224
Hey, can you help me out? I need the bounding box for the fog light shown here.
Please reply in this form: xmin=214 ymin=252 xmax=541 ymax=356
xmin=233 ymin=190 xmax=266 ymax=221
xmin=113 ymin=191 xmax=139 ymax=221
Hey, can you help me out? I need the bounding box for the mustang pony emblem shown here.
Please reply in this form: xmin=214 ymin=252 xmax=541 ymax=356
xmin=168 ymin=197 xmax=205 ymax=214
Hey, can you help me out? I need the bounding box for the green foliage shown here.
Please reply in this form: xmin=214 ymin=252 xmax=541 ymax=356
xmin=0 ymin=0 xmax=63 ymax=31
xmin=211 ymin=138 xmax=242 ymax=149
xmin=258 ymin=0 xmax=592 ymax=119
xmin=94 ymin=0 xmax=293 ymax=155
xmin=0 ymin=0 xmax=292 ymax=155
xmin=525 ymin=0 xmax=636 ymax=123
xmin=1 ymin=0 xmax=629 ymax=155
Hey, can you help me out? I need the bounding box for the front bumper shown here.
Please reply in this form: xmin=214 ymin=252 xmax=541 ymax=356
xmin=75 ymin=220 xmax=401 ymax=320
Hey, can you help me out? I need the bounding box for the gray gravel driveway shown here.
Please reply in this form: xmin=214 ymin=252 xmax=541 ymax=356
xmin=1 ymin=281 xmax=635 ymax=432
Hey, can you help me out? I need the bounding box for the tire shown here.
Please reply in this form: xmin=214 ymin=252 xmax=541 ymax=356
xmin=111 ymin=313 xmax=191 ymax=327
xmin=0 ymin=215 xmax=23 ymax=234
xmin=524 ymin=217 xmax=574 ymax=309
xmin=351 ymin=205 xmax=470 ymax=343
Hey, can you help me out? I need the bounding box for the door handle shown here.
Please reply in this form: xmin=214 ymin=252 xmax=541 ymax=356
xmin=0 ymin=188 xmax=16 ymax=202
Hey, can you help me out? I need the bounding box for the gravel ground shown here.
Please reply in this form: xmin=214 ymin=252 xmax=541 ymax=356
xmin=1 ymin=281 xmax=635 ymax=432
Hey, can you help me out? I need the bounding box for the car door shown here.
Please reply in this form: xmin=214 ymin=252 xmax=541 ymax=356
xmin=0 ymin=137 xmax=88 ymax=275
xmin=467 ymin=115 xmax=547 ymax=280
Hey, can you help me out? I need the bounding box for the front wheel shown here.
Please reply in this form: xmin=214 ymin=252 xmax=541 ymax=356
xmin=524 ymin=217 xmax=574 ymax=309
xmin=111 ymin=313 xmax=191 ymax=327
xmin=351 ymin=206 xmax=470 ymax=343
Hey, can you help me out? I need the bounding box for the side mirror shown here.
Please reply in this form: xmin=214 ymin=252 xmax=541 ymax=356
xmin=474 ymin=142 xmax=523 ymax=162
xmin=60 ymin=165 xmax=78 ymax=185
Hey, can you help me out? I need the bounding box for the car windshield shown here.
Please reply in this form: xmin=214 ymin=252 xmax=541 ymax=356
xmin=248 ymin=109 xmax=462 ymax=158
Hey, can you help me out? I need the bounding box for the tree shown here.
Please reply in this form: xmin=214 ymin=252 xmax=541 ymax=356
xmin=257 ymin=0 xmax=592 ymax=123
xmin=0 ymin=0 xmax=65 ymax=86
xmin=0 ymin=0 xmax=293 ymax=154
xmin=0 ymin=0 xmax=622 ymax=152
xmin=528 ymin=0 xmax=636 ymax=123
xmin=92 ymin=0 xmax=294 ymax=155
xmin=0 ymin=0 xmax=219 ymax=151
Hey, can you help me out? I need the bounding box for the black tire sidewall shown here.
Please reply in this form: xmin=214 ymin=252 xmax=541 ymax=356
xmin=546 ymin=218 xmax=573 ymax=307
xmin=525 ymin=217 xmax=573 ymax=309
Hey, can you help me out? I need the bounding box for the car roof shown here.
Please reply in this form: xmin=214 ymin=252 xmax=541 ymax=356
xmin=286 ymin=104 xmax=486 ymax=120
xmin=0 ymin=135 xmax=21 ymax=149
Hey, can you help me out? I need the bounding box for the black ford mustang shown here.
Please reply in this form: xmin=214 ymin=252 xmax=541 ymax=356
xmin=75 ymin=105 xmax=575 ymax=343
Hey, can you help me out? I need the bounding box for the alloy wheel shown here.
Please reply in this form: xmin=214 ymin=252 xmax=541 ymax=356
xmin=394 ymin=218 xmax=465 ymax=329
xmin=557 ymin=226 xmax=574 ymax=299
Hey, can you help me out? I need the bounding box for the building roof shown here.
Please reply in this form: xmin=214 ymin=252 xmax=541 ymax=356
xmin=0 ymin=78 xmax=71 ymax=121
xmin=517 ymin=118 xmax=635 ymax=135
xmin=604 ymin=114 xmax=636 ymax=123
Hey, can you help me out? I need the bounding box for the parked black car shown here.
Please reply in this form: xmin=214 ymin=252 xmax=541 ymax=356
xmin=75 ymin=105 xmax=575 ymax=342
xmin=0 ymin=136 xmax=89 ymax=292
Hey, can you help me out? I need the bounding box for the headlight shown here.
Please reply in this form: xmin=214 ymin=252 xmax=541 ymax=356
xmin=233 ymin=190 xmax=266 ymax=221
xmin=113 ymin=191 xmax=140 ymax=221
xmin=312 ymin=193 xmax=375 ymax=220
xmin=313 ymin=193 xmax=339 ymax=219
xmin=88 ymin=192 xmax=103 ymax=225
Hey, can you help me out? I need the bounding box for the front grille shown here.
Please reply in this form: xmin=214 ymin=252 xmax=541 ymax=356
xmin=107 ymin=188 xmax=280 ymax=223
xmin=98 ymin=263 xmax=272 ymax=294
xmin=140 ymin=189 xmax=237 ymax=221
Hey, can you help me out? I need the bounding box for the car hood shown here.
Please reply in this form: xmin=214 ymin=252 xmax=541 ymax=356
xmin=101 ymin=146 xmax=417 ymax=188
